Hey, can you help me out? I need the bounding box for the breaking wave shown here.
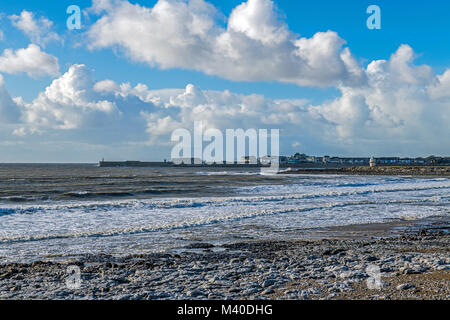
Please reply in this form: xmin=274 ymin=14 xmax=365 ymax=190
xmin=1 ymin=197 xmax=447 ymax=244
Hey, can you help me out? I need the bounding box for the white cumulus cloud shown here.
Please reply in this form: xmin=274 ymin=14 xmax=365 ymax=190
xmin=2 ymin=43 xmax=449 ymax=157
xmin=16 ymin=64 xmax=120 ymax=132
xmin=9 ymin=10 xmax=60 ymax=47
xmin=89 ymin=45 xmax=450 ymax=155
xmin=87 ymin=0 xmax=365 ymax=87
xmin=0 ymin=44 xmax=59 ymax=77
xmin=309 ymin=45 xmax=450 ymax=155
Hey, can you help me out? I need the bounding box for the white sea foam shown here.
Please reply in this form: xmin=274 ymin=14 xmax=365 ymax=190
xmin=0 ymin=197 xmax=447 ymax=244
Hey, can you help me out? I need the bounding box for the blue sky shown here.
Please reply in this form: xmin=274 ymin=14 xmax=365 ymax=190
xmin=0 ymin=0 xmax=449 ymax=162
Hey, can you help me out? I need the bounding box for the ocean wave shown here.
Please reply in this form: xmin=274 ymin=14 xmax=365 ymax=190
xmin=195 ymin=171 xmax=257 ymax=176
xmin=0 ymin=197 xmax=447 ymax=244
xmin=1 ymin=181 xmax=449 ymax=217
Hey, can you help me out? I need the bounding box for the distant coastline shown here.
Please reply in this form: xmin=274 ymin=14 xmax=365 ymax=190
xmin=98 ymin=160 xmax=354 ymax=169
xmin=283 ymin=166 xmax=450 ymax=176
xmin=98 ymin=154 xmax=450 ymax=168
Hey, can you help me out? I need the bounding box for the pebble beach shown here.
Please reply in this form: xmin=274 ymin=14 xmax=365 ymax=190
xmin=1 ymin=217 xmax=448 ymax=300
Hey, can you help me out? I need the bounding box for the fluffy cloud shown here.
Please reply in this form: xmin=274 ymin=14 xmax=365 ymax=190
xmin=3 ymin=43 xmax=450 ymax=158
xmin=228 ymin=0 xmax=289 ymax=45
xmin=427 ymin=69 xmax=450 ymax=100
xmin=87 ymin=0 xmax=364 ymax=87
xmin=89 ymin=45 xmax=450 ymax=155
xmin=0 ymin=44 xmax=59 ymax=77
xmin=309 ymin=45 xmax=450 ymax=154
xmin=16 ymin=64 xmax=120 ymax=132
xmin=9 ymin=10 xmax=60 ymax=46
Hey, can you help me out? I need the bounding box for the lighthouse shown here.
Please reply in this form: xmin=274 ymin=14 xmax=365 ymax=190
xmin=370 ymin=157 xmax=376 ymax=167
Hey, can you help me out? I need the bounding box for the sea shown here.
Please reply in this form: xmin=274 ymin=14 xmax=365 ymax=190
xmin=0 ymin=164 xmax=449 ymax=263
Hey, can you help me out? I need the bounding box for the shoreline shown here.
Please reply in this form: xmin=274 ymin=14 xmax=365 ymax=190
xmin=282 ymin=166 xmax=450 ymax=176
xmin=0 ymin=216 xmax=448 ymax=300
